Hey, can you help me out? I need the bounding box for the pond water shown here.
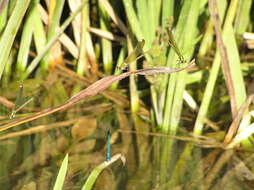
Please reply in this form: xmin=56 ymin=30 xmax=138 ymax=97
xmin=0 ymin=80 xmax=253 ymax=190
xmin=0 ymin=121 xmax=254 ymax=190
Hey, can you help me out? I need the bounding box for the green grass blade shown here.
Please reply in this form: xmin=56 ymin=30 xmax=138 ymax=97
xmin=161 ymin=0 xmax=174 ymax=28
xmin=150 ymin=0 xmax=161 ymax=36
xmin=81 ymin=154 xmax=125 ymax=190
xmin=16 ymin=1 xmax=38 ymax=76
xmin=122 ymin=0 xmax=143 ymax=41
xmin=119 ymin=39 xmax=145 ymax=70
xmin=234 ymin=0 xmax=252 ymax=35
xmin=99 ymin=1 xmax=113 ymax=74
xmin=227 ymin=122 xmax=254 ymax=148
xmin=198 ymin=20 xmax=213 ymax=57
xmin=111 ymin=47 xmax=126 ymax=89
xmin=53 ymin=154 xmax=69 ymax=190
xmin=0 ymin=0 xmax=31 ymax=80
xmin=136 ymin=0 xmax=149 ymax=44
xmin=224 ymin=24 xmax=246 ymax=107
xmin=20 ymin=0 xmax=88 ymax=80
xmin=194 ymin=52 xmax=221 ymax=135
xmin=2 ymin=49 xmax=16 ymax=87
xmin=41 ymin=0 xmax=65 ymax=71
xmin=33 ymin=2 xmax=47 ymax=67
xmin=77 ymin=2 xmax=89 ymax=75
xmin=0 ymin=0 xmax=8 ymax=34
xmin=147 ymin=0 xmax=156 ymax=42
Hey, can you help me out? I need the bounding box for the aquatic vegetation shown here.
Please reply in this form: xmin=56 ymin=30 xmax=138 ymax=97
xmin=0 ymin=0 xmax=254 ymax=189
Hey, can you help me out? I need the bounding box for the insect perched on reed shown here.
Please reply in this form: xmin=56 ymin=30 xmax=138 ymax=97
xmin=118 ymin=40 xmax=145 ymax=71
xmin=106 ymin=130 xmax=111 ymax=161
xmin=10 ymin=84 xmax=33 ymax=119
xmin=167 ymin=28 xmax=187 ymax=64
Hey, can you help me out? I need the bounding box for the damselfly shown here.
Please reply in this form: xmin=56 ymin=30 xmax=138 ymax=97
xmin=167 ymin=29 xmax=186 ymax=64
xmin=10 ymin=84 xmax=33 ymax=119
xmin=118 ymin=40 xmax=145 ymax=71
xmin=106 ymin=130 xmax=111 ymax=161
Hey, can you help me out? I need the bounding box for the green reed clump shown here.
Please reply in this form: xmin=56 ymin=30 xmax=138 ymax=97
xmin=1 ymin=0 xmax=254 ymax=189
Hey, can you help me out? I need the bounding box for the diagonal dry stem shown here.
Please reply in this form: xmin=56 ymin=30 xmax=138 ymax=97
xmin=224 ymin=94 xmax=254 ymax=144
xmin=209 ymin=0 xmax=237 ymax=118
xmin=0 ymin=61 xmax=195 ymax=132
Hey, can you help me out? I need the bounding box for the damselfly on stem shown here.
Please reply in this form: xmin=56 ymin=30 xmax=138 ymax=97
xmin=118 ymin=40 xmax=145 ymax=71
xmin=9 ymin=85 xmax=33 ymax=119
xmin=167 ymin=29 xmax=186 ymax=64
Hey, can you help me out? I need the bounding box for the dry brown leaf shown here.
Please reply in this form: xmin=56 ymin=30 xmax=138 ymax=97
xmin=69 ymin=140 xmax=96 ymax=153
xmin=0 ymin=61 xmax=194 ymax=132
xmin=71 ymin=117 xmax=97 ymax=140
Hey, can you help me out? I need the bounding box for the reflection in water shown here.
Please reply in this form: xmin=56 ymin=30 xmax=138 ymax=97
xmin=1 ymin=114 xmax=254 ymax=189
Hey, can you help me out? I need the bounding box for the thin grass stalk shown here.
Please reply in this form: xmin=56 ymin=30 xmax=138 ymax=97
xmin=16 ymin=1 xmax=38 ymax=76
xmin=136 ymin=0 xmax=149 ymax=44
xmin=2 ymin=50 xmax=16 ymax=87
xmin=152 ymin=0 xmax=162 ymax=34
xmin=33 ymin=2 xmax=47 ymax=67
xmin=135 ymin=0 xmax=158 ymax=49
xmin=0 ymin=0 xmax=30 ymax=80
xmin=127 ymin=39 xmax=139 ymax=114
xmin=85 ymin=30 xmax=98 ymax=75
xmin=122 ymin=0 xmax=143 ymax=42
xmin=68 ymin=0 xmax=95 ymax=75
xmin=8 ymin=0 xmax=17 ymax=13
xmin=198 ymin=20 xmax=214 ymax=57
xmin=99 ymin=0 xmax=128 ymax=36
xmin=161 ymin=0 xmax=174 ymax=28
xmin=77 ymin=2 xmax=89 ymax=75
xmin=196 ymin=0 xmax=216 ymax=57
xmin=223 ymin=12 xmax=250 ymax=145
xmin=223 ymin=24 xmax=246 ymax=109
xmin=111 ymin=47 xmax=126 ymax=89
xmin=42 ymin=0 xmax=65 ymax=71
xmin=209 ymin=0 xmax=238 ymax=118
xmin=100 ymin=26 xmax=113 ymax=74
xmin=68 ymin=0 xmax=81 ymax=46
xmin=195 ymin=52 xmax=226 ymax=135
xmin=234 ymin=0 xmax=252 ymax=35
xmin=0 ymin=0 xmax=8 ymax=34
xmin=151 ymin=86 xmax=164 ymax=125
xmin=53 ymin=154 xmax=68 ymax=190
xmin=122 ymin=0 xmax=142 ymax=115
xmin=99 ymin=1 xmax=113 ymax=74
xmin=147 ymin=1 xmax=156 ymax=44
